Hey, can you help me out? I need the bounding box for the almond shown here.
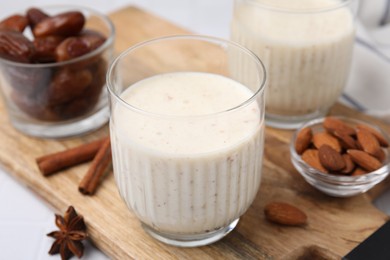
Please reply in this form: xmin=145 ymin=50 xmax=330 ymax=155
xmin=318 ymin=145 xmax=346 ymax=172
xmin=295 ymin=127 xmax=313 ymax=155
xmin=347 ymin=149 xmax=382 ymax=172
xmin=357 ymin=129 xmax=381 ymax=157
xmin=357 ymin=124 xmax=389 ymax=148
xmin=302 ymin=149 xmax=328 ymax=173
xmin=323 ymin=117 xmax=356 ymax=136
xmin=333 ymin=131 xmax=359 ymax=150
xmin=351 ymin=167 xmax=367 ymax=176
xmin=264 ymin=202 xmax=307 ymax=226
xmin=313 ymin=132 xmax=341 ymax=152
xmin=374 ymin=148 xmax=386 ymax=163
xmin=341 ymin=154 xmax=355 ymax=174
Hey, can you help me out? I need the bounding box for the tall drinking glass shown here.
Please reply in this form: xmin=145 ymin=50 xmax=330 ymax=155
xmin=107 ymin=35 xmax=266 ymax=247
xmin=231 ymin=0 xmax=359 ymax=129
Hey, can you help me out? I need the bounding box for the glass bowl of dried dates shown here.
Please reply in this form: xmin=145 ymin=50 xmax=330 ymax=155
xmin=290 ymin=116 xmax=390 ymax=197
xmin=0 ymin=5 xmax=115 ymax=138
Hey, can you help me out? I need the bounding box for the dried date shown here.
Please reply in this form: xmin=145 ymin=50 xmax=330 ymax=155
xmin=54 ymin=97 xmax=93 ymax=119
xmin=33 ymin=35 xmax=64 ymax=63
xmin=0 ymin=30 xmax=35 ymax=62
xmin=52 ymin=59 xmax=107 ymax=119
xmin=0 ymin=14 xmax=28 ymax=32
xmin=79 ymin=29 xmax=106 ymax=50
xmin=55 ymin=31 xmax=106 ymax=62
xmin=11 ymin=91 xmax=60 ymax=121
xmin=26 ymin=8 xmax=49 ymax=29
xmin=47 ymin=68 xmax=92 ymax=105
xmin=5 ymin=66 xmax=52 ymax=95
xmin=55 ymin=37 xmax=89 ymax=62
xmin=87 ymin=58 xmax=107 ymax=97
xmin=33 ymin=11 xmax=85 ymax=37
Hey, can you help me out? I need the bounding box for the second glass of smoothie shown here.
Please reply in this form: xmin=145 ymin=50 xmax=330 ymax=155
xmin=231 ymin=0 xmax=359 ymax=129
xmin=107 ymin=35 xmax=267 ymax=247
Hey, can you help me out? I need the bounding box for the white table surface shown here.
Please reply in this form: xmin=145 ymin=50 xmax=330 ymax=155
xmin=1 ymin=1 xmax=390 ymax=260
xmin=0 ymin=1 xmax=231 ymax=259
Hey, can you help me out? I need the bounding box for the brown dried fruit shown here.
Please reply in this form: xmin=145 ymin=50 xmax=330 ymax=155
xmin=301 ymin=149 xmax=328 ymax=173
xmin=351 ymin=167 xmax=367 ymax=176
xmin=47 ymin=68 xmax=92 ymax=105
xmin=26 ymin=8 xmax=49 ymax=29
xmin=33 ymin=35 xmax=64 ymax=63
xmin=0 ymin=14 xmax=28 ymax=32
xmin=79 ymin=29 xmax=106 ymax=49
xmin=55 ymin=31 xmax=106 ymax=62
xmin=357 ymin=129 xmax=381 ymax=157
xmin=341 ymin=154 xmax=355 ymax=174
xmin=357 ymin=124 xmax=389 ymax=148
xmin=264 ymin=202 xmax=307 ymax=226
xmin=313 ymin=132 xmax=341 ymax=152
xmin=0 ymin=30 xmax=35 ymax=62
xmin=5 ymin=66 xmax=51 ymax=94
xmin=323 ymin=117 xmax=356 ymax=136
xmin=11 ymin=91 xmax=60 ymax=121
xmin=55 ymin=37 xmax=90 ymax=62
xmin=374 ymin=148 xmax=386 ymax=163
xmin=347 ymin=149 xmax=382 ymax=172
xmin=297 ymin=118 xmax=388 ymax=177
xmin=333 ymin=131 xmax=359 ymax=150
xmin=33 ymin=11 xmax=85 ymax=37
xmin=318 ymin=144 xmax=346 ymax=172
xmin=295 ymin=127 xmax=313 ymax=155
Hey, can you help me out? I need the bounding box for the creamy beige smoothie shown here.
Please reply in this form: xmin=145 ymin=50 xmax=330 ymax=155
xmin=111 ymin=72 xmax=263 ymax=235
xmin=231 ymin=0 xmax=355 ymax=117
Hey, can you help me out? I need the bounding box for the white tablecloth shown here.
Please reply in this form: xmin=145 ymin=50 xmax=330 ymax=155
xmin=1 ymin=0 xmax=389 ymax=259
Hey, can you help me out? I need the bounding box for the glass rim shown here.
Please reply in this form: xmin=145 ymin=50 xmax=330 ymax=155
xmin=239 ymin=0 xmax=356 ymax=14
xmin=106 ymin=34 xmax=267 ymax=119
xmin=0 ymin=4 xmax=115 ymax=68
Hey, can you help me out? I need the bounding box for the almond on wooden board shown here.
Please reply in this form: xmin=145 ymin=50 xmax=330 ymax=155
xmin=347 ymin=149 xmax=382 ymax=172
xmin=295 ymin=127 xmax=313 ymax=155
xmin=357 ymin=124 xmax=389 ymax=148
xmin=357 ymin=129 xmax=381 ymax=157
xmin=313 ymin=132 xmax=341 ymax=152
xmin=301 ymin=149 xmax=328 ymax=173
xmin=264 ymin=202 xmax=307 ymax=226
xmin=318 ymin=145 xmax=346 ymax=172
xmin=323 ymin=117 xmax=356 ymax=136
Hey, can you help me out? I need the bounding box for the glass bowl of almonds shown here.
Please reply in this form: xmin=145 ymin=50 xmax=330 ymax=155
xmin=290 ymin=116 xmax=390 ymax=197
xmin=0 ymin=5 xmax=115 ymax=138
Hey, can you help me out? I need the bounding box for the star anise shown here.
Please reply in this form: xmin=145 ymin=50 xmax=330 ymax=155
xmin=47 ymin=206 xmax=88 ymax=260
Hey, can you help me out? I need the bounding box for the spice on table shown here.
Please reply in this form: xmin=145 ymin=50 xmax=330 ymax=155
xmin=47 ymin=206 xmax=88 ymax=260
xmin=79 ymin=137 xmax=112 ymax=195
xmin=36 ymin=136 xmax=109 ymax=176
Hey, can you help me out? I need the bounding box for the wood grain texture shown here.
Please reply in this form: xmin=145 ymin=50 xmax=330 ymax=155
xmin=0 ymin=6 xmax=390 ymax=259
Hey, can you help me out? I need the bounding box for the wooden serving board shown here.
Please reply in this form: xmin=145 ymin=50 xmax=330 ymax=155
xmin=1 ymin=6 xmax=390 ymax=259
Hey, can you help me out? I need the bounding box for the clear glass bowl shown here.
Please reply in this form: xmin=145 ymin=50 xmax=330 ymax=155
xmin=0 ymin=5 xmax=115 ymax=138
xmin=290 ymin=117 xmax=390 ymax=197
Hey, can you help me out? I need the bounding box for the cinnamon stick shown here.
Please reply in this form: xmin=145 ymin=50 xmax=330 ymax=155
xmin=79 ymin=138 xmax=112 ymax=195
xmin=36 ymin=137 xmax=109 ymax=176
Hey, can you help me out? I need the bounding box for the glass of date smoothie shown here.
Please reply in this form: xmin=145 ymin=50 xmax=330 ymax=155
xmin=231 ymin=0 xmax=359 ymax=129
xmin=107 ymin=35 xmax=266 ymax=247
